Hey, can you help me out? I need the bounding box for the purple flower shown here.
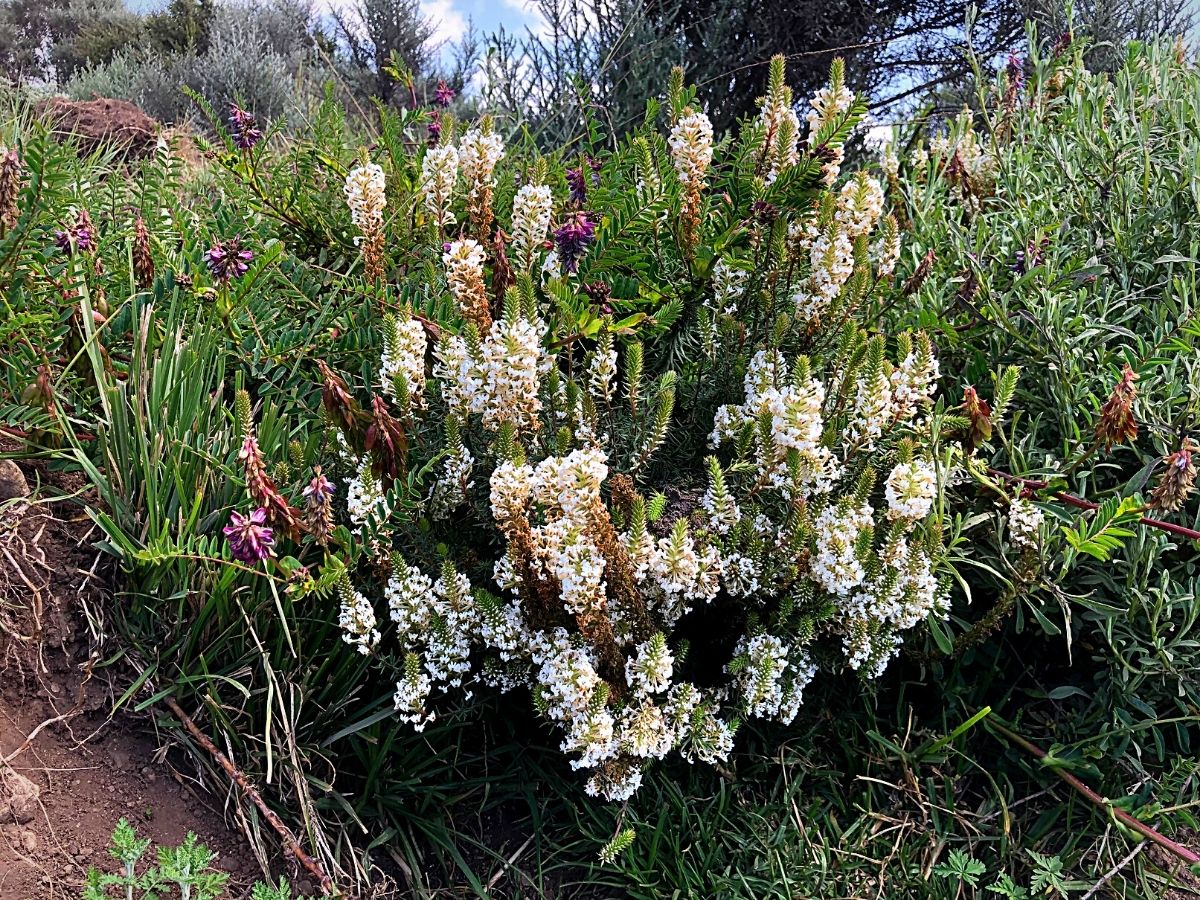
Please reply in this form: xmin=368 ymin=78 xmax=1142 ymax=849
xmin=205 ymin=238 xmax=254 ymax=282
xmin=582 ymin=280 xmax=613 ymax=314
xmin=223 ymin=507 xmax=275 ymax=563
xmin=553 ymin=212 xmax=597 ymax=274
xmin=1013 ymin=236 xmax=1046 ymax=275
xmin=565 ymin=167 xmax=587 ymax=205
xmin=565 ymin=157 xmax=600 ymax=205
xmin=228 ymin=103 xmax=263 ymax=150
xmin=1006 ymin=53 xmax=1024 ymax=92
xmin=427 ymin=111 xmax=442 ymax=147
xmin=303 ymin=470 xmax=335 ymax=501
xmin=56 ymin=210 xmax=95 ymax=255
xmin=55 ymin=224 xmax=91 ymax=255
xmin=749 ymin=200 xmax=778 ymax=226
xmin=434 ymin=80 xmax=456 ymax=108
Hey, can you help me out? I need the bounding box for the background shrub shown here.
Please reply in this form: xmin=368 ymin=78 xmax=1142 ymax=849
xmin=65 ymin=0 xmax=328 ymax=124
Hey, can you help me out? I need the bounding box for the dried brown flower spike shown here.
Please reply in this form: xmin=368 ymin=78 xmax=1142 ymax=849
xmin=133 ymin=216 xmax=155 ymax=289
xmin=1095 ymin=364 xmax=1139 ymax=450
xmin=1149 ymin=439 xmax=1197 ymax=513
xmin=961 ymin=385 xmax=993 ymax=453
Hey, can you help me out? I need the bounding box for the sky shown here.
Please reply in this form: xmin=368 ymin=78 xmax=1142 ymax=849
xmin=125 ymin=0 xmax=543 ymax=43
xmin=421 ymin=0 xmax=541 ymax=43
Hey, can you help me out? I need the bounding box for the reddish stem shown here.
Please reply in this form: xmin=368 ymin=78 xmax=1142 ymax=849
xmin=988 ymin=718 xmax=1200 ymax=866
xmin=164 ymin=697 xmax=336 ymax=895
xmin=1 ymin=425 xmax=97 ymax=442
xmin=411 ymin=310 xmax=443 ymax=341
xmin=988 ymin=468 xmax=1200 ymax=542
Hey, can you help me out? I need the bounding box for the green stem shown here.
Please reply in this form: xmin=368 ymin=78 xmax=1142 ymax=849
xmin=949 ymin=582 xmax=1023 ymax=657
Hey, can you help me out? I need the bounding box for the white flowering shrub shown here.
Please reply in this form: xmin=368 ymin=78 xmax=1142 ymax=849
xmin=265 ymin=56 xmax=956 ymax=801
xmin=13 ymin=29 xmax=1200 ymax=894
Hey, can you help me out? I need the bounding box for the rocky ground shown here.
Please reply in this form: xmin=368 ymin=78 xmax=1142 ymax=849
xmin=0 ymin=449 xmax=258 ymax=899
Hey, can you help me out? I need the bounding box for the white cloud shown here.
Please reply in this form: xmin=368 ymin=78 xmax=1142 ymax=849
xmin=497 ymin=0 xmax=550 ymax=36
xmin=422 ymin=0 xmax=468 ymax=45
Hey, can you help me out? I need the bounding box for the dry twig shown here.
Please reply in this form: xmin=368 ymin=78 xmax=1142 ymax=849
xmin=163 ymin=696 xmax=336 ymax=896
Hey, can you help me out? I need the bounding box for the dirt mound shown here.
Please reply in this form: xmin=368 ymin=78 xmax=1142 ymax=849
xmin=0 ymin=680 xmax=259 ymax=899
xmin=0 ymin=445 xmax=257 ymax=898
xmin=36 ymin=97 xmax=161 ymax=160
xmin=0 ymin=453 xmax=86 ymax=664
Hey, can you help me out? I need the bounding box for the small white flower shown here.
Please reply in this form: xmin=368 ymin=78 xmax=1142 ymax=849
xmin=625 ymin=636 xmax=674 ymax=695
xmin=617 ymin=699 xmax=674 ymax=758
xmin=394 ymin=657 xmax=435 ymax=731
xmin=344 ymin=163 xmax=386 ymax=237
xmin=346 ymin=456 xmax=389 ymax=531
xmin=459 ymin=129 xmax=505 ymax=202
xmin=490 ymin=460 xmax=534 ymax=525
xmin=386 ymin=558 xmax=435 ymax=637
xmin=511 ymin=183 xmax=554 ymax=268
xmin=836 ymin=173 xmax=885 ymax=238
xmin=479 ymin=315 xmax=546 ymax=432
xmin=810 ymin=502 xmax=873 ymax=596
xmin=730 ymin=634 xmax=815 ymax=724
xmin=1009 ymin=499 xmax=1044 ymax=550
xmin=707 ymin=260 xmax=749 ymax=318
xmin=381 ymin=315 xmax=427 ymax=406
xmin=585 ymin=762 xmax=643 ymax=802
xmin=419 ymin=145 xmax=458 ymax=227
xmin=669 ymin=111 xmax=714 ymax=188
xmin=339 ymin=587 xmax=380 ymax=655
xmin=885 ymin=460 xmax=937 ymax=521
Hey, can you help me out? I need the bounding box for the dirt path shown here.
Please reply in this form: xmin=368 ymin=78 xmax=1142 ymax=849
xmin=0 ymin=686 xmax=257 ymax=898
xmin=0 ymin=451 xmax=257 ymax=899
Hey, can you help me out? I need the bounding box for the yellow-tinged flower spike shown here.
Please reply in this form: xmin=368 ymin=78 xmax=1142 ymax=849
xmin=420 ymin=144 xmax=459 ymax=230
xmin=345 ymin=162 xmax=387 ymax=280
xmin=459 ymin=124 xmax=505 ymax=239
xmin=669 ymin=109 xmax=714 ymax=189
xmin=805 ymin=58 xmax=855 ymax=184
xmin=758 ymin=55 xmax=800 ymax=182
xmin=669 ymin=109 xmax=713 ymax=253
xmin=443 ymin=238 xmax=492 ymax=332
xmin=510 ymin=183 xmax=554 ymax=271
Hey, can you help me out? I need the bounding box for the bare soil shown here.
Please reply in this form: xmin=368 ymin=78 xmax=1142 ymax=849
xmin=0 ymin=449 xmax=257 ymax=899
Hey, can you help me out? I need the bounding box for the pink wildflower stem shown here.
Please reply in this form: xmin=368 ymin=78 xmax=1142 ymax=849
xmin=987 ymin=718 xmax=1200 ymax=866
xmin=988 ymin=468 xmax=1200 ymax=543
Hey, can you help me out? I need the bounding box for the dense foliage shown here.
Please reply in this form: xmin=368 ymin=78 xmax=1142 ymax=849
xmin=893 ymin=33 xmax=1200 ymax=703
xmin=3 ymin=23 xmax=1200 ymax=900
